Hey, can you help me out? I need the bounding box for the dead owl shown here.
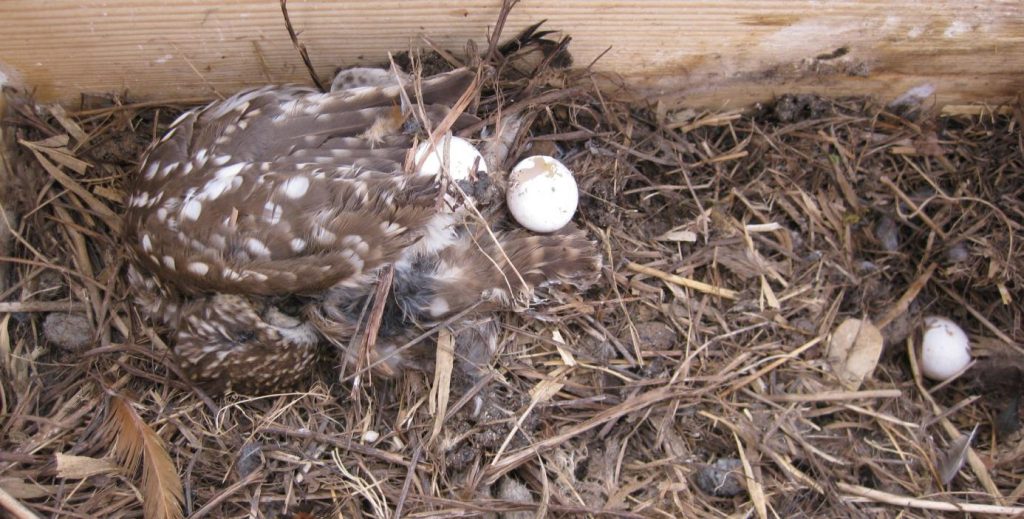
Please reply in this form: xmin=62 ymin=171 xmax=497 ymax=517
xmin=124 ymin=67 xmax=600 ymax=393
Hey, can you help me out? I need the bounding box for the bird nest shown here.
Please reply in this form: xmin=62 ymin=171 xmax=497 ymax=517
xmin=1 ymin=11 xmax=1023 ymax=519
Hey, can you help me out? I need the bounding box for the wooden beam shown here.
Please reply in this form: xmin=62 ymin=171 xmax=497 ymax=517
xmin=0 ymin=1 xmax=1021 ymax=107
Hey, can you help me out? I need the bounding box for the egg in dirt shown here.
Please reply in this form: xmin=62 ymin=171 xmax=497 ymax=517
xmin=919 ymin=316 xmax=972 ymax=381
xmin=506 ymin=155 xmax=579 ymax=233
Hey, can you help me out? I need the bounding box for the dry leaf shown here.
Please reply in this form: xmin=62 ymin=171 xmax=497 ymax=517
xmin=654 ymin=228 xmax=697 ymax=242
xmin=429 ymin=329 xmax=455 ymax=443
xmin=46 ymin=105 xmax=89 ymax=144
xmin=1 ymin=314 xmax=30 ymax=390
xmin=24 ymin=148 xmax=121 ymax=232
xmin=529 ymin=371 xmax=567 ymax=403
xmin=734 ymin=431 xmax=767 ymax=519
xmin=101 ymin=396 xmax=184 ymax=519
xmin=26 ymin=134 xmax=70 ymax=148
xmin=745 ymin=222 xmax=782 ymax=233
xmin=938 ymin=425 xmax=979 ymax=485
xmin=56 ymin=453 xmax=117 ymax=479
xmin=827 ymin=318 xmax=884 ymax=390
xmin=20 ymin=138 xmax=91 ymax=174
xmin=551 ymin=329 xmax=576 ymax=367
xmin=666 ymin=108 xmax=698 ymax=127
xmin=760 ymin=276 xmax=780 ymax=310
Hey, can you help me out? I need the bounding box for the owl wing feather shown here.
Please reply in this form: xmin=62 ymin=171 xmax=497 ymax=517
xmin=126 ymin=69 xmax=478 ymax=297
xmin=318 ymin=222 xmax=602 ymax=378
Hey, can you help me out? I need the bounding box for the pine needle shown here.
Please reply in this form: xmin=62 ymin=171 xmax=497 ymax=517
xmin=101 ymin=396 xmax=184 ymax=519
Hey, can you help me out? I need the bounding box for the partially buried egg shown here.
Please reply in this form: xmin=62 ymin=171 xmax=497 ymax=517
xmin=919 ymin=316 xmax=972 ymax=381
xmin=506 ymin=155 xmax=579 ymax=233
xmin=414 ymin=135 xmax=487 ymax=182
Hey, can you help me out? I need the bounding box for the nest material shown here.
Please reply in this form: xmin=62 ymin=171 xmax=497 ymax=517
xmin=1 ymin=22 xmax=1023 ymax=519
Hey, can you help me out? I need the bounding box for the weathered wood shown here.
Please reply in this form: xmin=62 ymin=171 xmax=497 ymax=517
xmin=0 ymin=1 xmax=1021 ymax=107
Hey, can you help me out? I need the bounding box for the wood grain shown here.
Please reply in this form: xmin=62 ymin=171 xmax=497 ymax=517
xmin=0 ymin=1 xmax=1021 ymax=107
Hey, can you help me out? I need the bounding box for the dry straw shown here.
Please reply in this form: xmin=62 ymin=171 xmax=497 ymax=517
xmin=0 ymin=3 xmax=1022 ymax=517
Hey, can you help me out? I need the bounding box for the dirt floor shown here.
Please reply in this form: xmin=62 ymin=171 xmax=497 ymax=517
xmin=0 ymin=20 xmax=1022 ymax=519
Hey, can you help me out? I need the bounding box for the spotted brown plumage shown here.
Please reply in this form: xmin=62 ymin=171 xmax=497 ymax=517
xmin=125 ymin=67 xmax=601 ymax=393
xmin=126 ymin=69 xmax=477 ymax=297
xmin=317 ymin=220 xmax=602 ymax=378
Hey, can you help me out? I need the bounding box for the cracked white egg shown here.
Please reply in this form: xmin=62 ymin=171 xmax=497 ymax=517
xmin=414 ymin=135 xmax=487 ymax=182
xmin=507 ymin=155 xmax=579 ymax=233
xmin=920 ymin=316 xmax=971 ymax=381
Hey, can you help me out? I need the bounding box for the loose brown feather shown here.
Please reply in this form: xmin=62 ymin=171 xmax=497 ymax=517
xmin=100 ymin=396 xmax=184 ymax=519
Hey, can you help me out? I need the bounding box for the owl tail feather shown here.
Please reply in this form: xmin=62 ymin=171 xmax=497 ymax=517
xmin=393 ymin=223 xmax=602 ymax=323
xmin=476 ymin=225 xmax=603 ymax=306
xmin=313 ymin=222 xmax=600 ymax=379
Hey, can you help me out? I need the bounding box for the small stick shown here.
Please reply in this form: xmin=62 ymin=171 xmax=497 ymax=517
xmin=580 ymin=314 xmax=636 ymax=365
xmin=940 ymin=105 xmax=1013 ymax=116
xmin=458 ymin=87 xmax=586 ymax=137
xmin=69 ymin=98 xmax=213 ymax=118
xmin=22 ymin=146 xmax=121 ymax=233
xmin=280 ymin=0 xmax=326 ymax=92
xmin=879 ymin=176 xmax=948 ymax=240
xmin=937 ymin=283 xmax=1020 ymax=350
xmin=603 ymin=229 xmax=642 ymax=366
xmin=837 ymin=482 xmax=1024 ymax=515
xmin=719 ymin=337 xmax=822 ymax=399
xmin=766 ymin=389 xmax=902 ymax=403
xmin=352 ymin=265 xmax=395 ymax=392
xmin=443 ymin=371 xmax=496 ymax=421
xmin=875 ymin=263 xmax=936 ymax=329
xmin=169 ymin=42 xmax=225 ymax=100
xmin=734 ymin=431 xmax=767 ymax=519
xmin=841 ymin=403 xmax=920 ymax=428
xmin=626 ymin=262 xmax=739 ymax=300
xmin=341 ymin=300 xmax=484 ymax=383
xmin=259 ymin=426 xmax=429 ymax=470
xmin=420 ymin=35 xmax=464 ymax=68
xmin=0 ymin=300 xmax=86 ymax=313
xmin=0 ymin=486 xmax=41 ymax=519
xmin=529 ymin=130 xmax=595 ymax=141
xmin=483 ymin=384 xmax=692 ymax=484
xmin=190 ymin=469 xmax=265 ymax=519
xmin=485 ymin=0 xmax=521 ymax=63
xmin=392 ymin=441 xmax=423 ymax=519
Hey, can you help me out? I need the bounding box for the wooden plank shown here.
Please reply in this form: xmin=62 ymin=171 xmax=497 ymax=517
xmin=0 ymin=1 xmax=1021 ymax=107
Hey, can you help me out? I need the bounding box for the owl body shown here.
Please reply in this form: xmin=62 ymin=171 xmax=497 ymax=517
xmin=125 ymin=70 xmax=478 ymax=297
xmin=125 ymin=68 xmax=600 ymax=393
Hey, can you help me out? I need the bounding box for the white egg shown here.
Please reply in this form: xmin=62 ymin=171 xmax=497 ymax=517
xmin=414 ymin=135 xmax=487 ymax=182
xmin=920 ymin=316 xmax=972 ymax=381
xmin=506 ymin=156 xmax=579 ymax=233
